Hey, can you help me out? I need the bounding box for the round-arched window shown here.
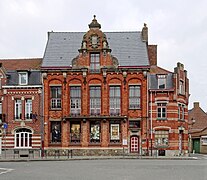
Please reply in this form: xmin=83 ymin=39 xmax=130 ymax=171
xmin=15 ymin=128 xmax=32 ymax=148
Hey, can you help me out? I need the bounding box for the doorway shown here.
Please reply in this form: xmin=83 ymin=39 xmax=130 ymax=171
xmin=130 ymin=136 xmax=139 ymax=153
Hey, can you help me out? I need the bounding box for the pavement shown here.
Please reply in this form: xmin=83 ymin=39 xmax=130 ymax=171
xmin=0 ymin=151 xmax=202 ymax=162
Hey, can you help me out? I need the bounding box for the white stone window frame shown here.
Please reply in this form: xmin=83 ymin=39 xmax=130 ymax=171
xmin=19 ymin=72 xmax=28 ymax=85
xmin=157 ymin=75 xmax=166 ymax=89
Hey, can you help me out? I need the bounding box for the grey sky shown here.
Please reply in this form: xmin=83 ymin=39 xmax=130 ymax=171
xmin=0 ymin=0 xmax=206 ymax=110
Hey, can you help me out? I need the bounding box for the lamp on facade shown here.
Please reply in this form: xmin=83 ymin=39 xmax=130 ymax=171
xmin=123 ymin=116 xmax=127 ymax=123
xmin=102 ymin=66 xmax=107 ymax=84
xmin=103 ymin=118 xmax=107 ymax=123
xmin=83 ymin=118 xmax=86 ymax=123
xmin=123 ymin=71 xmax=127 ymax=85
xmin=62 ymin=116 xmax=66 ymax=123
xmin=82 ymin=68 xmax=87 ymax=85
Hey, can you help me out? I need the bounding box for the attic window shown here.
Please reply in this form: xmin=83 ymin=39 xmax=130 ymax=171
xmin=19 ymin=72 xmax=28 ymax=85
xmin=90 ymin=53 xmax=100 ymax=73
xmin=157 ymin=75 xmax=166 ymax=89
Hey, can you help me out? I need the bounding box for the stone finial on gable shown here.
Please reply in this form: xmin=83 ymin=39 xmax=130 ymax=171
xmin=142 ymin=23 xmax=148 ymax=43
xmin=88 ymin=15 xmax=101 ymax=29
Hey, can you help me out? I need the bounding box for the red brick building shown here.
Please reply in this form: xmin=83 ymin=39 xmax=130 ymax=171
xmin=149 ymin=59 xmax=189 ymax=156
xmin=41 ymin=16 xmax=189 ymax=156
xmin=188 ymin=102 xmax=207 ymax=154
xmin=0 ymin=59 xmax=42 ymax=156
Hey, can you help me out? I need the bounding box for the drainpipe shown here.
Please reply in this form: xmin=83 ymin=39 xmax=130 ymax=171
xmin=150 ymin=91 xmax=153 ymax=156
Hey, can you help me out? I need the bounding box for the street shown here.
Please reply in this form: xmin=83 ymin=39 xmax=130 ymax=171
xmin=0 ymin=159 xmax=207 ymax=180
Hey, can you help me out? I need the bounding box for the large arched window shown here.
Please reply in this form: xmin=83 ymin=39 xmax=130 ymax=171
xmin=15 ymin=128 xmax=32 ymax=148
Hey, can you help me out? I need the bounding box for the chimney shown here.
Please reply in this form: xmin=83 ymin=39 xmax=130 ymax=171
xmin=148 ymin=45 xmax=157 ymax=66
xmin=194 ymin=102 xmax=199 ymax=109
xmin=142 ymin=23 xmax=148 ymax=43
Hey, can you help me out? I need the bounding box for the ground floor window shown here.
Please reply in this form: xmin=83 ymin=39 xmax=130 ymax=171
xmin=15 ymin=128 xmax=32 ymax=148
xmin=155 ymin=130 xmax=169 ymax=147
xmin=90 ymin=121 xmax=100 ymax=143
xmin=110 ymin=121 xmax=121 ymax=143
xmin=70 ymin=122 xmax=81 ymax=143
xmin=201 ymin=136 xmax=207 ymax=145
xmin=51 ymin=121 xmax=61 ymax=143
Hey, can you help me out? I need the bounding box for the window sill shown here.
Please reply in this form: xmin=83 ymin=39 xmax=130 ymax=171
xmin=50 ymin=108 xmax=62 ymax=111
xmin=156 ymin=118 xmax=167 ymax=121
xmin=89 ymin=143 xmax=101 ymax=146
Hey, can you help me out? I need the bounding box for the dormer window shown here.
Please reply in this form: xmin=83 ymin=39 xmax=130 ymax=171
xmin=157 ymin=75 xmax=166 ymax=89
xmin=19 ymin=72 xmax=28 ymax=85
xmin=90 ymin=53 xmax=100 ymax=73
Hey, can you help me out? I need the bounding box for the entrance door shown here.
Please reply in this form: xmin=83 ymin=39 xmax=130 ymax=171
xmin=130 ymin=136 xmax=139 ymax=153
xmin=193 ymin=138 xmax=200 ymax=153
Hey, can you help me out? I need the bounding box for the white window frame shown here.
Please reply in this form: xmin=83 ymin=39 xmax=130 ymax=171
xmin=157 ymin=103 xmax=167 ymax=119
xmin=178 ymin=104 xmax=185 ymax=120
xmin=19 ymin=72 xmax=28 ymax=85
xmin=157 ymin=75 xmax=166 ymax=89
xmin=129 ymin=85 xmax=141 ymax=109
xmin=25 ymin=99 xmax=32 ymax=120
xmin=50 ymin=86 xmax=62 ymax=109
xmin=15 ymin=128 xmax=32 ymax=148
xmin=70 ymin=86 xmax=81 ymax=115
xmin=15 ymin=99 xmax=22 ymax=120
xmin=110 ymin=86 xmax=121 ymax=115
xmin=90 ymin=86 xmax=101 ymax=115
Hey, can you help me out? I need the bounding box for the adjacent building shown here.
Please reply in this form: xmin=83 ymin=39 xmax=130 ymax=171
xmin=0 ymin=59 xmax=42 ymax=156
xmin=188 ymin=102 xmax=207 ymax=154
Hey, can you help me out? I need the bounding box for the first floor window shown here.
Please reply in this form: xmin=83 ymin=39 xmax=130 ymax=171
xmin=15 ymin=128 xmax=32 ymax=148
xmin=25 ymin=99 xmax=32 ymax=119
xmin=70 ymin=122 xmax=81 ymax=143
xmin=51 ymin=121 xmax=61 ymax=143
xmin=155 ymin=130 xmax=169 ymax=147
xmin=157 ymin=103 xmax=167 ymax=119
xmin=50 ymin=86 xmax=62 ymax=109
xmin=15 ymin=99 xmax=22 ymax=119
xmin=110 ymin=86 xmax=120 ymax=115
xmin=70 ymin=86 xmax=81 ymax=115
xmin=90 ymin=86 xmax=101 ymax=115
xmin=129 ymin=85 xmax=141 ymax=109
xmin=90 ymin=121 xmax=100 ymax=143
xmin=110 ymin=122 xmax=120 ymax=143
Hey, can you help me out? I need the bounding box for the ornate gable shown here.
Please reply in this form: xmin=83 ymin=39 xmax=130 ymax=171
xmin=72 ymin=15 xmax=119 ymax=70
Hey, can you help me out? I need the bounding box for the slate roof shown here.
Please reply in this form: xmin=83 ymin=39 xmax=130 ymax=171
xmin=42 ymin=32 xmax=149 ymax=68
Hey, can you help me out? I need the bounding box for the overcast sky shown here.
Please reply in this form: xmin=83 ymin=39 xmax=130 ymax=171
xmin=0 ymin=0 xmax=207 ymax=111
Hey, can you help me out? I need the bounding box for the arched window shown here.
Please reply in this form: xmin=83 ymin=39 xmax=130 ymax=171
xmin=15 ymin=128 xmax=32 ymax=148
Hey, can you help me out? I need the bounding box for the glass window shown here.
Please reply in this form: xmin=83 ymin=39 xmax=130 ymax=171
xmin=70 ymin=122 xmax=81 ymax=143
xmin=90 ymin=53 xmax=100 ymax=73
xmin=110 ymin=86 xmax=120 ymax=116
xmin=158 ymin=75 xmax=166 ymax=89
xmin=50 ymin=86 xmax=62 ymax=109
xmin=51 ymin=121 xmax=61 ymax=143
xmin=129 ymin=85 xmax=140 ymax=109
xmin=90 ymin=121 xmax=100 ymax=143
xmin=155 ymin=130 xmax=169 ymax=147
xmin=90 ymin=86 xmax=101 ymax=115
xmin=129 ymin=121 xmax=140 ymax=128
xmin=201 ymin=136 xmax=207 ymax=145
xmin=19 ymin=72 xmax=28 ymax=85
xmin=70 ymin=86 xmax=81 ymax=116
xmin=157 ymin=103 xmax=167 ymax=119
xmin=15 ymin=99 xmax=22 ymax=119
xmin=110 ymin=123 xmax=120 ymax=143
xmin=15 ymin=128 xmax=32 ymax=148
xmin=25 ymin=99 xmax=32 ymax=119
xmin=178 ymin=104 xmax=185 ymax=120
xmin=179 ymin=80 xmax=185 ymax=94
